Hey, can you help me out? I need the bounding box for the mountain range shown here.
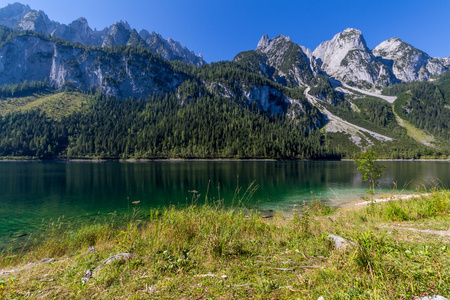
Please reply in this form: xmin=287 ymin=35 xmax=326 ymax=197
xmin=1 ymin=3 xmax=449 ymax=93
xmin=0 ymin=2 xmax=449 ymax=159
xmin=0 ymin=2 xmax=205 ymax=66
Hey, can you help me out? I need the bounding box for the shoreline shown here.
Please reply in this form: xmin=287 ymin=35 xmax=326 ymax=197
xmin=1 ymin=191 xmax=448 ymax=299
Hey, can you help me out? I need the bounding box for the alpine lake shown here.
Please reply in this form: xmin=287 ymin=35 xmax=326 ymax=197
xmin=1 ymin=160 xmax=449 ymax=250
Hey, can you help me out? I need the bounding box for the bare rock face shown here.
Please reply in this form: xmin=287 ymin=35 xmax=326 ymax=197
xmin=0 ymin=35 xmax=185 ymax=99
xmin=14 ymin=9 xmax=58 ymax=34
xmin=51 ymin=17 xmax=103 ymax=47
xmin=313 ymin=28 xmax=396 ymax=88
xmin=0 ymin=3 xmax=205 ymax=66
xmin=102 ymin=22 xmax=130 ymax=47
xmin=313 ymin=28 xmax=369 ymax=73
xmin=0 ymin=2 xmax=31 ymax=27
xmin=373 ymin=37 xmax=448 ymax=81
xmin=234 ymin=34 xmax=315 ymax=87
xmin=140 ymin=29 xmax=205 ymax=66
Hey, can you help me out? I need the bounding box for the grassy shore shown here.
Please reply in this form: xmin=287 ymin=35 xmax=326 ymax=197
xmin=1 ymin=191 xmax=449 ymax=299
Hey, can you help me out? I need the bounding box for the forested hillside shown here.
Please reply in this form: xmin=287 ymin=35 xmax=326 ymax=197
xmin=0 ymin=88 xmax=355 ymax=159
xmin=384 ymin=71 xmax=450 ymax=141
xmin=0 ymin=25 xmax=449 ymax=160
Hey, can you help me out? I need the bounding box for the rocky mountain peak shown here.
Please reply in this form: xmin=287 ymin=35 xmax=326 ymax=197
xmin=67 ymin=17 xmax=91 ymax=35
xmin=0 ymin=2 xmax=31 ymax=27
xmin=256 ymin=34 xmax=295 ymax=54
xmin=0 ymin=3 xmax=205 ymax=66
xmin=234 ymin=33 xmax=314 ymax=86
xmin=373 ymin=37 xmax=426 ymax=59
xmin=102 ymin=22 xmax=131 ymax=47
xmin=127 ymin=28 xmax=148 ymax=48
xmin=373 ymin=36 xmax=447 ymax=82
xmin=118 ymin=20 xmax=131 ymax=31
xmin=71 ymin=17 xmax=89 ymax=27
xmin=313 ymin=28 xmax=395 ymax=88
xmin=257 ymin=34 xmax=270 ymax=50
xmin=313 ymin=28 xmax=369 ymax=62
xmin=138 ymin=29 xmax=151 ymax=41
xmin=14 ymin=9 xmax=57 ymax=34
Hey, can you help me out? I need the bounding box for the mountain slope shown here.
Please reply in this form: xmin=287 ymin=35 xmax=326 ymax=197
xmin=0 ymin=31 xmax=186 ymax=98
xmin=0 ymin=3 xmax=449 ymax=159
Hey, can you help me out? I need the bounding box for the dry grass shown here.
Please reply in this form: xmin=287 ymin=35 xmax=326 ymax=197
xmin=1 ymin=191 xmax=449 ymax=299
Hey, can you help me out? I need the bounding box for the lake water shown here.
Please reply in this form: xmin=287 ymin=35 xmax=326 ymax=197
xmin=1 ymin=160 xmax=449 ymax=250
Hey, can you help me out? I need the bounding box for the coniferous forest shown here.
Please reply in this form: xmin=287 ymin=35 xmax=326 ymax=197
xmin=0 ymin=75 xmax=449 ymax=160
xmin=0 ymin=26 xmax=449 ymax=160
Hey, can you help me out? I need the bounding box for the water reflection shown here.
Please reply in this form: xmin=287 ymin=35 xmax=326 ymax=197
xmin=0 ymin=160 xmax=449 ymax=248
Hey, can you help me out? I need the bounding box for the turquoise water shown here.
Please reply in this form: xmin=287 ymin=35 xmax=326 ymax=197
xmin=0 ymin=160 xmax=449 ymax=249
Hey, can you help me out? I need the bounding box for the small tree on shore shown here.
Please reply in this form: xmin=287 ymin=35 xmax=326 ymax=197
xmin=355 ymin=149 xmax=386 ymax=199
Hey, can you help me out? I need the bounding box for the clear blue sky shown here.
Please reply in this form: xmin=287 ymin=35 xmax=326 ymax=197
xmin=1 ymin=0 xmax=449 ymax=62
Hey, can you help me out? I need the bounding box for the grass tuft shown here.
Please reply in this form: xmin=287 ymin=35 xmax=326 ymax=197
xmin=0 ymin=192 xmax=449 ymax=299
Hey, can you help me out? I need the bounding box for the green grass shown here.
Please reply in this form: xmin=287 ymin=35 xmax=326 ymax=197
xmin=392 ymin=106 xmax=435 ymax=146
xmin=0 ymin=91 xmax=90 ymax=120
xmin=0 ymin=192 xmax=449 ymax=299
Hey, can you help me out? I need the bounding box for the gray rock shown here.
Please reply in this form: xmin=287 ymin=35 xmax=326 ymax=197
xmin=102 ymin=22 xmax=130 ymax=47
xmin=81 ymin=269 xmax=92 ymax=283
xmin=14 ymin=10 xmax=58 ymax=35
xmin=40 ymin=258 xmax=54 ymax=263
xmin=141 ymin=30 xmax=205 ymax=66
xmin=327 ymin=234 xmax=356 ymax=250
xmin=373 ymin=37 xmax=447 ymax=82
xmin=313 ymin=28 xmax=396 ymax=88
xmin=235 ymin=34 xmax=315 ymax=87
xmin=0 ymin=3 xmax=204 ymax=66
xmin=0 ymin=2 xmax=31 ymax=27
xmin=102 ymin=253 xmax=136 ymax=265
xmin=416 ymin=296 xmax=448 ymax=300
xmin=0 ymin=34 xmax=186 ymax=99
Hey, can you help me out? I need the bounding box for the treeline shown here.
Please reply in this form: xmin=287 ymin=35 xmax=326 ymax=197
xmin=0 ymin=91 xmax=344 ymax=159
xmin=0 ymin=80 xmax=50 ymax=98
